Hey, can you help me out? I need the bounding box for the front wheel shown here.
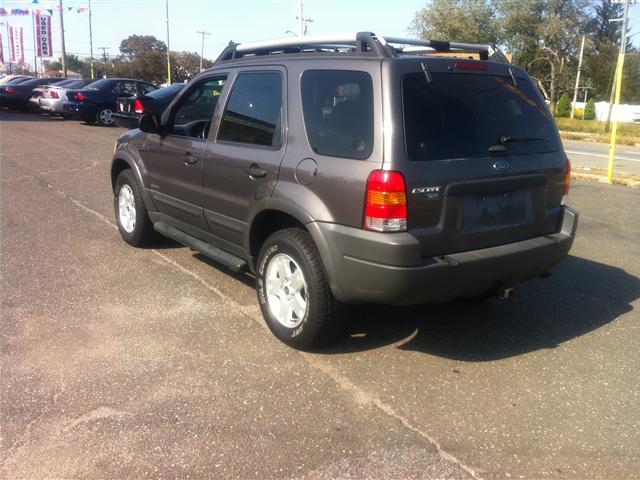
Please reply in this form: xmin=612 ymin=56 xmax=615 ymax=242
xmin=114 ymin=169 xmax=155 ymax=247
xmin=256 ymin=228 xmax=345 ymax=350
xmin=96 ymin=106 xmax=115 ymax=126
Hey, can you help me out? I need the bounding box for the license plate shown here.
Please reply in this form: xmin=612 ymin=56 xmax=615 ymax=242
xmin=462 ymin=189 xmax=532 ymax=231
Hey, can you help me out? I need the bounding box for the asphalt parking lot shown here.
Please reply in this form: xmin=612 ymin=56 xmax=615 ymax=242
xmin=1 ymin=110 xmax=639 ymax=479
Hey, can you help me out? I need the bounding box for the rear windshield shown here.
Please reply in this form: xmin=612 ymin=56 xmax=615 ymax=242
xmin=147 ymin=83 xmax=185 ymax=99
xmin=301 ymin=70 xmax=373 ymax=160
xmin=402 ymin=73 xmax=561 ymax=161
xmin=84 ymin=79 xmax=113 ymax=90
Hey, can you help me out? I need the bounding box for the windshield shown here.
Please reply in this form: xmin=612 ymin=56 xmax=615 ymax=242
xmin=402 ymin=73 xmax=561 ymax=161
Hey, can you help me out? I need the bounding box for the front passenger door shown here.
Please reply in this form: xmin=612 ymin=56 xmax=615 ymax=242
xmin=144 ymin=76 xmax=227 ymax=230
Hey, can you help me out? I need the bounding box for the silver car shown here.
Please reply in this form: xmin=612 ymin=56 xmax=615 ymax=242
xmin=39 ymin=79 xmax=95 ymax=116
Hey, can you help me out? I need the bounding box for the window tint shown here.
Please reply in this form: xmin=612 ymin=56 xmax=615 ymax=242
xmin=402 ymin=73 xmax=561 ymax=161
xmin=85 ymin=79 xmax=112 ymax=90
xmin=301 ymin=70 xmax=373 ymax=160
xmin=138 ymin=83 xmax=157 ymax=95
xmin=218 ymin=73 xmax=282 ymax=148
xmin=170 ymin=77 xmax=226 ymax=138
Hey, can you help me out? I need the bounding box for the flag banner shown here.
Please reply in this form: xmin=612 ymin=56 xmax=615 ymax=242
xmin=10 ymin=26 xmax=24 ymax=63
xmin=36 ymin=14 xmax=52 ymax=57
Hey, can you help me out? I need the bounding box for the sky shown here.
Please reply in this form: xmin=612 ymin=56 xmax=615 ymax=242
xmin=1 ymin=0 xmax=639 ymax=72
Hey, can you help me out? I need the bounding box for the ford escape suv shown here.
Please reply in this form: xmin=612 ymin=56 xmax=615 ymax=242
xmin=111 ymin=32 xmax=578 ymax=350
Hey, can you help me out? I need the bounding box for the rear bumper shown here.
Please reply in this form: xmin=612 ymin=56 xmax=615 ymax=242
xmin=311 ymin=206 xmax=578 ymax=305
xmin=113 ymin=113 xmax=140 ymax=130
xmin=39 ymin=98 xmax=64 ymax=113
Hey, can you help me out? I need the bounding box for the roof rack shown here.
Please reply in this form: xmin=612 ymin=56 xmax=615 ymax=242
xmin=214 ymin=31 xmax=509 ymax=64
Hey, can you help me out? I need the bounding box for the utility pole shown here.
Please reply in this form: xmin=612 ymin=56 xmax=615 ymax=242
xmin=99 ymin=47 xmax=109 ymax=77
xmin=570 ymin=35 xmax=585 ymax=119
xmin=296 ymin=0 xmax=313 ymax=36
xmin=59 ymin=0 xmax=67 ymax=78
xmin=607 ymin=0 xmax=632 ymax=183
xmin=31 ymin=11 xmax=38 ymax=77
xmin=88 ymin=0 xmax=95 ymax=79
xmin=165 ymin=0 xmax=171 ymax=84
xmin=196 ymin=30 xmax=210 ymax=71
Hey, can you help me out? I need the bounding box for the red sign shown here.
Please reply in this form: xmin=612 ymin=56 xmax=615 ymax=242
xmin=10 ymin=26 xmax=24 ymax=63
xmin=36 ymin=14 xmax=52 ymax=58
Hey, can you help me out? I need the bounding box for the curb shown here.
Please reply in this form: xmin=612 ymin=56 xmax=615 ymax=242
xmin=571 ymin=168 xmax=640 ymax=188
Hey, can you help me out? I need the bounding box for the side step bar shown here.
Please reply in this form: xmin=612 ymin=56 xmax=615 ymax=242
xmin=154 ymin=222 xmax=248 ymax=272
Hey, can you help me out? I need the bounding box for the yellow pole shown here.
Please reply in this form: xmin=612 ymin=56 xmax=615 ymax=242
xmin=607 ymin=53 xmax=625 ymax=183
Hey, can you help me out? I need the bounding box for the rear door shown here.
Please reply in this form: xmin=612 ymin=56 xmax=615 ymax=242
xmin=389 ymin=59 xmax=566 ymax=256
xmin=202 ymin=68 xmax=286 ymax=246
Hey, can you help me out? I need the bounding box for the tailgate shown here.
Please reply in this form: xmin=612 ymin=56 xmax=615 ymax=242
xmin=393 ymin=61 xmax=566 ymax=257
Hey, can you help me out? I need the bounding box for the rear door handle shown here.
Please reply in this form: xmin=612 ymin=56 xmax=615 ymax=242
xmin=184 ymin=152 xmax=198 ymax=166
xmin=247 ymin=163 xmax=267 ymax=179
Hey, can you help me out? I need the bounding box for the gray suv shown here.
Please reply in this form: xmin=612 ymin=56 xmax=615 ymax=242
xmin=111 ymin=32 xmax=578 ymax=349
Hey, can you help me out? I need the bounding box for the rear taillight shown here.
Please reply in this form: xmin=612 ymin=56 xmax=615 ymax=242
xmin=74 ymin=92 xmax=86 ymax=101
xmin=364 ymin=170 xmax=407 ymax=232
xmin=134 ymin=99 xmax=144 ymax=114
xmin=454 ymin=60 xmax=488 ymax=71
xmin=562 ymin=157 xmax=571 ymax=201
xmin=50 ymin=90 xmax=59 ymax=99
xmin=5 ymin=87 xmax=15 ymax=94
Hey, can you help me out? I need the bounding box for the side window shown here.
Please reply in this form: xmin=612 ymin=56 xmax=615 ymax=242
xmin=217 ymin=72 xmax=283 ymax=148
xmin=170 ymin=77 xmax=226 ymax=138
xmin=301 ymin=70 xmax=373 ymax=159
xmin=138 ymin=83 xmax=157 ymax=95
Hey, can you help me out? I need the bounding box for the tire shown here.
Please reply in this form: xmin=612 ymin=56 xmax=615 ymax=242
xmin=256 ymin=228 xmax=345 ymax=350
xmin=96 ymin=106 xmax=115 ymax=126
xmin=114 ymin=169 xmax=155 ymax=247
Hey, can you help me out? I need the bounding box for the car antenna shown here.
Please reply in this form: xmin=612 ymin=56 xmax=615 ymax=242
xmin=420 ymin=62 xmax=432 ymax=84
xmin=508 ymin=67 xmax=517 ymax=87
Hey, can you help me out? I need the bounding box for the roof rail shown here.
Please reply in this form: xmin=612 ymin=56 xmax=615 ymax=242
xmin=214 ymin=32 xmax=509 ymax=64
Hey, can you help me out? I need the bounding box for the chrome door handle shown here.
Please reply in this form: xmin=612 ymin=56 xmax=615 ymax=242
xmin=184 ymin=152 xmax=198 ymax=166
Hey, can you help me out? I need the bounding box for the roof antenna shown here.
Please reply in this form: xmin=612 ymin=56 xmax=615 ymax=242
xmin=508 ymin=67 xmax=517 ymax=87
xmin=420 ymin=62 xmax=432 ymax=84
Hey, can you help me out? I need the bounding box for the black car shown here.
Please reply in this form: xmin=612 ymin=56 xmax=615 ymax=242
xmin=0 ymin=77 xmax=64 ymax=111
xmin=113 ymin=83 xmax=186 ymax=129
xmin=64 ymin=78 xmax=158 ymax=126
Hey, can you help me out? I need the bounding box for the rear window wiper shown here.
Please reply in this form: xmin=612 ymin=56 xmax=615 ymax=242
xmin=500 ymin=135 xmax=546 ymax=144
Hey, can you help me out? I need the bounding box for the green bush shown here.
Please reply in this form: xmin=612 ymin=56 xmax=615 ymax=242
xmin=583 ymin=98 xmax=596 ymax=120
xmin=555 ymin=93 xmax=571 ymax=117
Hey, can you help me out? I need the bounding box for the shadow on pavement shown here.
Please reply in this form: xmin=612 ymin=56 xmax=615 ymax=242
xmin=323 ymin=255 xmax=639 ymax=361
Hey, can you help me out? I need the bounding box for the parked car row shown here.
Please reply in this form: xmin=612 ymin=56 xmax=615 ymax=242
xmin=0 ymin=75 xmax=186 ymax=128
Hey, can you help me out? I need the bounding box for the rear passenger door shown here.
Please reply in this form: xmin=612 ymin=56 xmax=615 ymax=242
xmin=202 ymin=68 xmax=286 ymax=247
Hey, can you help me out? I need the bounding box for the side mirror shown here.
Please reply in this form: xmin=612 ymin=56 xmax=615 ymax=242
xmin=138 ymin=114 xmax=161 ymax=135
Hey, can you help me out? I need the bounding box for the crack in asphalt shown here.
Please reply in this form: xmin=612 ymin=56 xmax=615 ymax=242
xmin=2 ymin=158 xmax=480 ymax=479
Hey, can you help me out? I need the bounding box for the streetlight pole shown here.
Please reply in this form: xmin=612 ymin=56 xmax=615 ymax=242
xmin=165 ymin=0 xmax=171 ymax=84
xmin=59 ymin=0 xmax=67 ymax=78
xmin=99 ymin=46 xmax=109 ymax=77
xmin=607 ymin=0 xmax=631 ymax=183
xmin=88 ymin=0 xmax=95 ymax=79
xmin=196 ymin=30 xmax=210 ymax=71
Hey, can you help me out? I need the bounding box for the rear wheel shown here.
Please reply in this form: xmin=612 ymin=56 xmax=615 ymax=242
xmin=256 ymin=228 xmax=345 ymax=350
xmin=114 ymin=169 xmax=155 ymax=247
xmin=96 ymin=106 xmax=115 ymax=126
